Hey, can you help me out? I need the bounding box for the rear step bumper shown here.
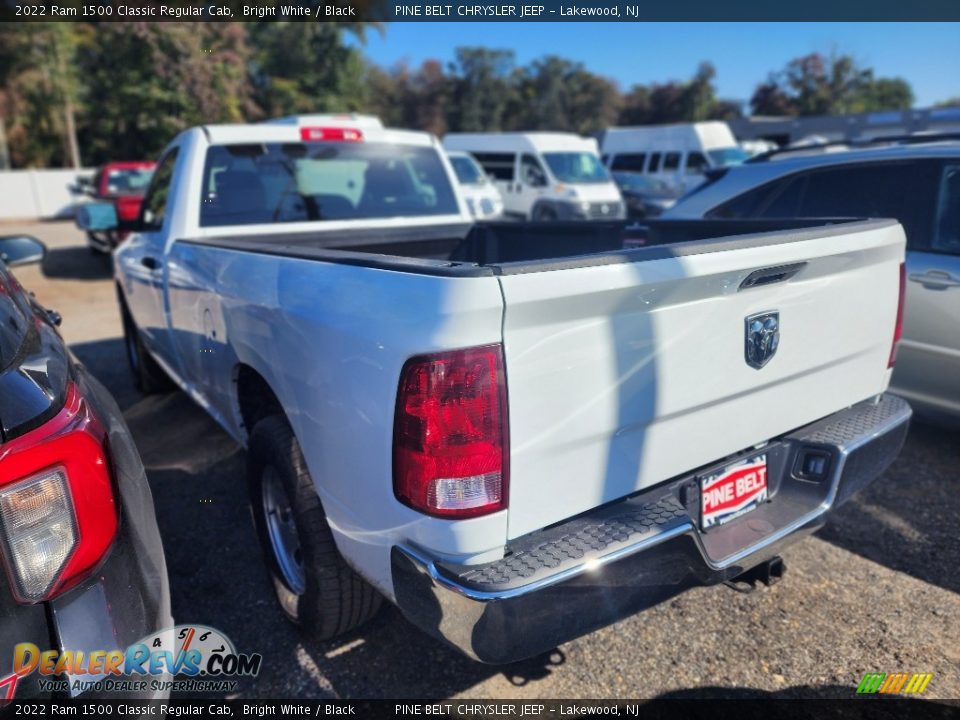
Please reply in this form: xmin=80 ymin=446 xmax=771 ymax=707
xmin=391 ymin=394 xmax=911 ymax=664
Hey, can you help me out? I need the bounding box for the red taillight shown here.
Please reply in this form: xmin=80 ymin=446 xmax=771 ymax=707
xmin=393 ymin=345 xmax=509 ymax=519
xmin=889 ymin=262 xmax=906 ymax=368
xmin=300 ymin=127 xmax=363 ymax=142
xmin=0 ymin=383 xmax=117 ymax=602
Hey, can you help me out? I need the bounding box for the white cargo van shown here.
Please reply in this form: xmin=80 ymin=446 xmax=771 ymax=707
xmin=444 ymin=133 xmax=625 ymax=221
xmin=600 ymin=121 xmax=748 ymax=193
xmin=446 ymin=151 xmax=504 ymax=219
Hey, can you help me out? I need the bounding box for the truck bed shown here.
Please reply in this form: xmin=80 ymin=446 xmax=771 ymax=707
xmin=181 ymin=217 xmax=887 ymax=277
xmin=163 ymin=214 xmax=904 ymax=546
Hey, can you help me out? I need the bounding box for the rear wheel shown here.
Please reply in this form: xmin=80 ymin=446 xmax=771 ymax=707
xmin=118 ymin=293 xmax=172 ymax=395
xmin=248 ymin=415 xmax=382 ymax=640
xmin=534 ymin=206 xmax=558 ymax=221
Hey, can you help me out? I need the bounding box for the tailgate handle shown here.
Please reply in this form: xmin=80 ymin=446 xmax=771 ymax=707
xmin=739 ymin=262 xmax=806 ymax=290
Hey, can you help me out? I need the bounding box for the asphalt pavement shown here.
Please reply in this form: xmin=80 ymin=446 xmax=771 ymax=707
xmin=5 ymin=220 xmax=958 ymax=701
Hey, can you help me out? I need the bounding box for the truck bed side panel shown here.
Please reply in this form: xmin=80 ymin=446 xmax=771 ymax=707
xmin=163 ymin=242 xmax=509 ymax=595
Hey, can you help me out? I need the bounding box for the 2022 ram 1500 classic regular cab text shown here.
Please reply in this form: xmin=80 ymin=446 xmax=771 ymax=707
xmin=104 ymin=116 xmax=911 ymax=664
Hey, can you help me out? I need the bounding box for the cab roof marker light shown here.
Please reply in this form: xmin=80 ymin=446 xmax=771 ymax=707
xmin=300 ymin=127 xmax=363 ymax=142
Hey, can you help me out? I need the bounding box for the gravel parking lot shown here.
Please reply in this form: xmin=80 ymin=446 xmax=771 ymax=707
xmin=6 ymin=220 xmax=958 ymax=701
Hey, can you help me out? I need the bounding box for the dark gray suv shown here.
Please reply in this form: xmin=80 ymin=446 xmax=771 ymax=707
xmin=667 ymin=138 xmax=960 ymax=423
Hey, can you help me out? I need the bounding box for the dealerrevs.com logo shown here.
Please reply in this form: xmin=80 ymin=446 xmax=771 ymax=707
xmin=0 ymin=625 xmax=262 ymax=700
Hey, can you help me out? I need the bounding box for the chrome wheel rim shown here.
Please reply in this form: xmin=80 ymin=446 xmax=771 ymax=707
xmin=261 ymin=467 xmax=306 ymax=595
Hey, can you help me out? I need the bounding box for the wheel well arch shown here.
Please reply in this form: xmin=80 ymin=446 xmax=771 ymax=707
xmin=234 ymin=363 xmax=285 ymax=439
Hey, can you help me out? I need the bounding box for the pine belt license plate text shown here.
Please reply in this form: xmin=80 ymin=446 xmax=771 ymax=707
xmin=700 ymin=454 xmax=768 ymax=530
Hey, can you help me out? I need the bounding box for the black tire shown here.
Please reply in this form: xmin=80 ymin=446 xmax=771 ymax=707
xmin=118 ymin=292 xmax=172 ymax=395
xmin=534 ymin=206 xmax=558 ymax=221
xmin=248 ymin=415 xmax=382 ymax=640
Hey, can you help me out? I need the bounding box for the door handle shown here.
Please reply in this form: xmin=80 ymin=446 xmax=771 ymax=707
xmin=908 ymin=270 xmax=960 ymax=289
xmin=141 ymin=256 xmax=160 ymax=271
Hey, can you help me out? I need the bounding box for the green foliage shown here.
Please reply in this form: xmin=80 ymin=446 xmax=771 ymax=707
xmin=750 ymin=53 xmax=914 ymax=117
xmin=447 ymin=47 xmax=516 ymax=132
xmin=619 ymin=62 xmax=740 ymax=125
xmin=0 ymin=24 xmax=80 ymax=167
xmin=0 ymin=25 xmax=921 ymax=169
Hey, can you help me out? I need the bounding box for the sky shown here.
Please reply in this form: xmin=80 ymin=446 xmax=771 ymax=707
xmin=351 ymin=23 xmax=960 ymax=108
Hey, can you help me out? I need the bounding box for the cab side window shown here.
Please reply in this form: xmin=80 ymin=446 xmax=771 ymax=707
xmin=520 ymin=154 xmax=547 ymax=187
xmin=710 ymin=161 xmax=940 ymax=249
xmin=709 ymin=176 xmax=799 ymax=219
xmin=140 ymin=149 xmax=179 ymax=231
xmin=797 ymin=163 xmax=939 ymax=249
xmin=686 ymin=152 xmax=708 ymax=175
xmin=473 ymin=153 xmax=515 ymax=182
xmin=611 ymin=153 xmax=647 ymax=173
xmin=934 ymin=165 xmax=960 ymax=254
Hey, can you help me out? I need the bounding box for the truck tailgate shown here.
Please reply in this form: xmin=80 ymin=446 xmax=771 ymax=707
xmin=499 ymin=220 xmax=904 ymax=539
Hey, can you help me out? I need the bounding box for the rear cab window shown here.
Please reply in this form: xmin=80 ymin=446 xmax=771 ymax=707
xmin=199 ymin=142 xmax=459 ymax=227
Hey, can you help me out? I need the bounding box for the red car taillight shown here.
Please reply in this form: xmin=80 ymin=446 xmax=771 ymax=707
xmin=393 ymin=345 xmax=509 ymax=519
xmin=0 ymin=383 xmax=117 ymax=603
xmin=888 ymin=263 xmax=906 ymax=368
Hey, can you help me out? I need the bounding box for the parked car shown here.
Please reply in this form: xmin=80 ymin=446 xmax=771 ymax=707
xmin=665 ymin=135 xmax=960 ymax=423
xmin=444 ymin=132 xmax=625 ymax=221
xmin=599 ymin=121 xmax=748 ymax=194
xmin=102 ymin=115 xmax=909 ymax=664
xmin=446 ymin=151 xmax=504 ymax=219
xmin=0 ymin=235 xmax=171 ymax=699
xmin=74 ymin=161 xmax=156 ymax=253
xmin=611 ymin=171 xmax=680 ymax=219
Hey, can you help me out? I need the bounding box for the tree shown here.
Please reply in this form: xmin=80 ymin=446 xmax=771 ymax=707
xmin=364 ymin=59 xmax=450 ymax=135
xmin=855 ymin=78 xmax=914 ymax=113
xmin=618 ymin=63 xmax=739 ymax=125
xmin=506 ymin=56 xmax=620 ymax=134
xmin=75 ymin=23 xmax=255 ymax=164
xmin=934 ymin=97 xmax=960 ymax=108
xmin=0 ymin=23 xmax=82 ymax=168
xmin=447 ymin=47 xmax=515 ymax=132
xmin=750 ymin=53 xmax=914 ymax=117
xmin=249 ymin=23 xmax=369 ymax=118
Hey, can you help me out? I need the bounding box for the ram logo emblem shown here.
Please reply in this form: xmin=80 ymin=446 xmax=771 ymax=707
xmin=745 ymin=312 xmax=780 ymax=369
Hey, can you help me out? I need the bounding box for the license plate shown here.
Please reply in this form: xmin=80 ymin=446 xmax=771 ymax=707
xmin=700 ymin=454 xmax=768 ymax=530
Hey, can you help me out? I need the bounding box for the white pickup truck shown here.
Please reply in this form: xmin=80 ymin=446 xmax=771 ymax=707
xmin=97 ymin=115 xmax=911 ymax=664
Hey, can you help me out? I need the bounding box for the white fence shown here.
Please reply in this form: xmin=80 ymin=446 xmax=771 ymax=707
xmin=0 ymin=168 xmax=94 ymax=221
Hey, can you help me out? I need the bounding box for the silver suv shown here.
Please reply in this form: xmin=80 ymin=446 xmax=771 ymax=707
xmin=667 ymin=136 xmax=960 ymax=423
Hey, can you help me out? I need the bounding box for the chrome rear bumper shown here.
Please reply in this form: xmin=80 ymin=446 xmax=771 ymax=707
xmin=391 ymin=394 xmax=911 ymax=664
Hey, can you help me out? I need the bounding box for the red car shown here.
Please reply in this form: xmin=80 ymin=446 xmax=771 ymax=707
xmin=80 ymin=161 xmax=155 ymax=252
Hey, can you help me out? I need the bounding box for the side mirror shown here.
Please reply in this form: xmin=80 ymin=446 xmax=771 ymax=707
xmin=70 ymin=177 xmax=95 ymax=196
xmin=0 ymin=235 xmax=47 ymax=268
xmin=75 ymin=201 xmax=119 ymax=232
